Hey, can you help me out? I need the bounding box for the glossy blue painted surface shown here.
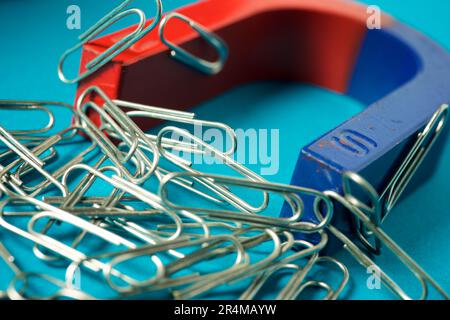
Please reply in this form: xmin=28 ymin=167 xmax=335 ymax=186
xmin=281 ymin=21 xmax=450 ymax=251
xmin=0 ymin=0 xmax=449 ymax=300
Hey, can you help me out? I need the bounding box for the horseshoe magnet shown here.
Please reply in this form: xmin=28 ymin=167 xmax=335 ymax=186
xmin=74 ymin=0 xmax=450 ymax=249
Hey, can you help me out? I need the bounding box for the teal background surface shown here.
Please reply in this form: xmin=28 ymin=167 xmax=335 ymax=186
xmin=0 ymin=0 xmax=449 ymax=299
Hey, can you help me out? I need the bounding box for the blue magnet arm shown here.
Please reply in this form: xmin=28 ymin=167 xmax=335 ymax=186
xmin=281 ymin=22 xmax=450 ymax=249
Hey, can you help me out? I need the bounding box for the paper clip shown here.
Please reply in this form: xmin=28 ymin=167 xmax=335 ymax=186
xmin=324 ymin=171 xmax=449 ymax=300
xmin=171 ymin=229 xmax=280 ymax=300
xmin=0 ymin=242 xmax=22 ymax=299
xmin=58 ymin=0 xmax=163 ymax=84
xmin=157 ymin=126 xmax=270 ymax=214
xmin=0 ymin=100 xmax=77 ymax=141
xmin=0 ymin=126 xmax=68 ymax=197
xmin=0 ymin=141 xmax=55 ymax=174
xmin=100 ymin=216 xmax=208 ymax=260
xmin=63 ymin=234 xmax=246 ymax=295
xmin=237 ymin=237 xmax=344 ymax=300
xmin=239 ymin=263 xmax=303 ymax=300
xmin=356 ymin=104 xmax=449 ymax=254
xmin=173 ymin=232 xmax=328 ymax=300
xmin=0 ymin=195 xmax=163 ymax=288
xmin=154 ymin=166 xmax=231 ymax=206
xmin=62 ymin=164 xmax=183 ymax=241
xmin=0 ymin=101 xmax=54 ymax=138
xmin=276 ymin=256 xmax=349 ymax=300
xmin=76 ymin=87 xmax=159 ymax=184
xmin=7 ymin=273 xmax=95 ymax=300
xmin=1 ymin=242 xmax=93 ymax=300
xmin=29 ymin=160 xmax=135 ymax=263
xmin=159 ymin=12 xmax=229 ymax=75
xmin=160 ymin=171 xmax=333 ymax=234
xmin=0 ymin=195 xmax=136 ymax=248
xmin=379 ymin=104 xmax=449 ymax=216
xmin=13 ymin=129 xmax=97 ymax=197
xmin=113 ymin=99 xmax=237 ymax=155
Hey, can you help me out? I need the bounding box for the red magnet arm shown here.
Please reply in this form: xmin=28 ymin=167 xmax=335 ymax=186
xmin=75 ymin=0 xmax=392 ymax=129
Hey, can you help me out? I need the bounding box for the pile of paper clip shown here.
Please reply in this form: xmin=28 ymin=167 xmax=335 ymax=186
xmin=0 ymin=0 xmax=449 ymax=300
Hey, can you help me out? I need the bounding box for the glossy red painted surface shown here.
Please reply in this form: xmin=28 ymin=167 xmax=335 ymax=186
xmin=75 ymin=0 xmax=392 ymax=129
